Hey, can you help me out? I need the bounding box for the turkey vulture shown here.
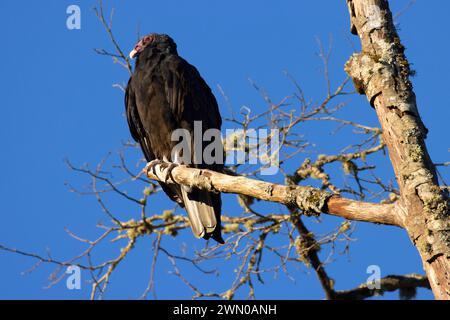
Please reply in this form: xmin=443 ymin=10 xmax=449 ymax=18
xmin=125 ymin=33 xmax=224 ymax=243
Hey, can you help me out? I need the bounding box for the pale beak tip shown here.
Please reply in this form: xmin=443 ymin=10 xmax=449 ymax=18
xmin=129 ymin=49 xmax=137 ymax=59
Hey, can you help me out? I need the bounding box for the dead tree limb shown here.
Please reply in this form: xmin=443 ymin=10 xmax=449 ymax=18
xmin=345 ymin=0 xmax=450 ymax=299
xmin=334 ymin=273 xmax=430 ymax=300
xmin=143 ymin=163 xmax=401 ymax=227
xmin=291 ymin=213 xmax=336 ymax=299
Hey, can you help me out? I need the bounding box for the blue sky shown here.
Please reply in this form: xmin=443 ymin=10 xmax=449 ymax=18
xmin=0 ymin=0 xmax=448 ymax=299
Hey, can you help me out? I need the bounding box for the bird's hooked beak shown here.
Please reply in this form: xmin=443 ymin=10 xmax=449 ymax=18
xmin=129 ymin=41 xmax=142 ymax=59
xmin=129 ymin=35 xmax=155 ymax=59
xmin=129 ymin=48 xmax=138 ymax=59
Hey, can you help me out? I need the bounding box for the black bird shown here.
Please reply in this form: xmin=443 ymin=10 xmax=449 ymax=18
xmin=125 ymin=33 xmax=224 ymax=243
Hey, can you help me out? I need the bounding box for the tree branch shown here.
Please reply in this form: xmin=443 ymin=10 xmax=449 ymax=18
xmin=345 ymin=0 xmax=450 ymax=299
xmin=292 ymin=213 xmax=336 ymax=299
xmin=143 ymin=163 xmax=402 ymax=227
xmin=334 ymin=274 xmax=430 ymax=300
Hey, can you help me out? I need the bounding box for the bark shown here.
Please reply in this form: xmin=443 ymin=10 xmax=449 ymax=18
xmin=144 ymin=163 xmax=401 ymax=226
xmin=345 ymin=0 xmax=450 ymax=299
xmin=293 ymin=215 xmax=336 ymax=299
xmin=334 ymin=274 xmax=430 ymax=300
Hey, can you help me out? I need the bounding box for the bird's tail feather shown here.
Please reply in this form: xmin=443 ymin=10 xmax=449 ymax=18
xmin=180 ymin=187 xmax=224 ymax=243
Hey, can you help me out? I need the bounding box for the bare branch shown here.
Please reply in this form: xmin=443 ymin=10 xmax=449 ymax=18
xmin=334 ymin=274 xmax=430 ymax=300
xmin=143 ymin=162 xmax=401 ymax=226
xmin=93 ymin=0 xmax=132 ymax=74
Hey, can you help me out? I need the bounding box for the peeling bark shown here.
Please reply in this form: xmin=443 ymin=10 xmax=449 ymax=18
xmin=143 ymin=163 xmax=401 ymax=226
xmin=345 ymin=0 xmax=450 ymax=299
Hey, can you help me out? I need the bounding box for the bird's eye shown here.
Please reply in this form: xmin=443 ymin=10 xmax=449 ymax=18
xmin=143 ymin=36 xmax=152 ymax=45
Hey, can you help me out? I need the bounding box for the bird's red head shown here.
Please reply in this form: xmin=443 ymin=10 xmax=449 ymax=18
xmin=129 ymin=34 xmax=177 ymax=59
xmin=129 ymin=34 xmax=156 ymax=59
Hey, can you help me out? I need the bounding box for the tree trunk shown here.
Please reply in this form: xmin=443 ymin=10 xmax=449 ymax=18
xmin=345 ymin=0 xmax=450 ymax=299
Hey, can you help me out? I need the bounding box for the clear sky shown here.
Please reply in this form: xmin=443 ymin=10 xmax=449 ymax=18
xmin=0 ymin=0 xmax=448 ymax=299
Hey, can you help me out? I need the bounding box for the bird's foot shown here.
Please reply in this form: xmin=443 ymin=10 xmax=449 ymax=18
xmin=145 ymin=159 xmax=179 ymax=183
xmin=145 ymin=159 xmax=165 ymax=177
xmin=160 ymin=162 xmax=179 ymax=183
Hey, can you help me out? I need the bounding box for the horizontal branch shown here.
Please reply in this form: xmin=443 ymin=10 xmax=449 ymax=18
xmin=143 ymin=163 xmax=402 ymax=227
xmin=334 ymin=274 xmax=430 ymax=300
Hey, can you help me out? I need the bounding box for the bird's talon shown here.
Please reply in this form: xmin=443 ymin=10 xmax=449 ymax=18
xmin=164 ymin=163 xmax=179 ymax=183
xmin=145 ymin=159 xmax=164 ymax=177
